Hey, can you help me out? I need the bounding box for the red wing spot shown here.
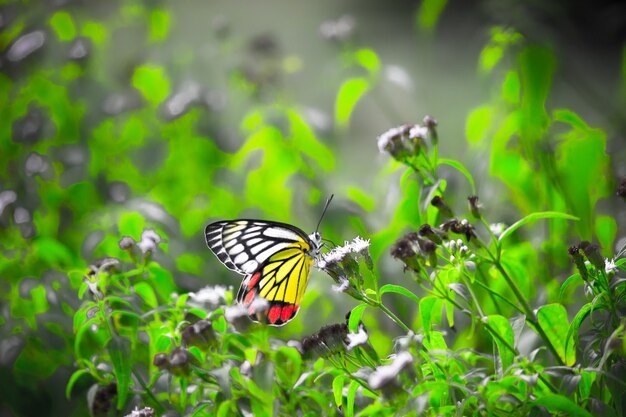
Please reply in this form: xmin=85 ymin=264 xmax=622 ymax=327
xmin=268 ymin=306 xmax=282 ymax=324
xmin=248 ymin=271 xmax=261 ymax=289
xmin=293 ymin=305 xmax=299 ymax=313
xmin=244 ymin=289 xmax=256 ymax=305
xmin=281 ymin=305 xmax=294 ymax=322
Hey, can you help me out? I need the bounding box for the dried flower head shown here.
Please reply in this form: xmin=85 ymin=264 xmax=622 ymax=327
xmin=368 ymin=351 xmax=414 ymax=391
xmin=346 ymin=323 xmax=368 ymax=351
xmin=467 ymin=195 xmax=482 ymax=219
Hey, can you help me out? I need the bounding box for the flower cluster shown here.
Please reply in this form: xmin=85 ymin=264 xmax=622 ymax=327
xmin=153 ymin=346 xmax=197 ymax=376
xmin=299 ymin=320 xmax=371 ymax=361
xmin=443 ymin=238 xmax=472 ymax=264
xmin=317 ymin=236 xmax=372 ymax=301
xmin=181 ymin=319 xmax=216 ymax=348
xmin=390 ymin=232 xmax=437 ymax=273
xmin=568 ymin=241 xmax=621 ymax=299
xmin=377 ymin=116 xmax=438 ymax=165
xmin=119 ymin=228 xmax=164 ymax=261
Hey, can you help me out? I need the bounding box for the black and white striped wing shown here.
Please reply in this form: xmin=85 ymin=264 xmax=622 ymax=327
xmin=205 ymin=220 xmax=312 ymax=276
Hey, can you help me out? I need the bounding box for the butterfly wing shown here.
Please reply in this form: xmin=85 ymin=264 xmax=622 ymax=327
xmin=238 ymin=241 xmax=313 ymax=326
xmin=205 ymin=219 xmax=317 ymax=325
xmin=205 ymin=220 xmax=311 ymax=275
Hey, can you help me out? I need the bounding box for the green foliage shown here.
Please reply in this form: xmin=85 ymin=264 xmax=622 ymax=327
xmin=2 ymin=2 xmax=626 ymax=417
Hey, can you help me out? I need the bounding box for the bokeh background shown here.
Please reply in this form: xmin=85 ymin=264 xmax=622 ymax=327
xmin=2 ymin=0 xmax=626 ymax=415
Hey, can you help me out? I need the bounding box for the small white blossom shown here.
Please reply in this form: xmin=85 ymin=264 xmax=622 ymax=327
xmin=450 ymin=255 xmax=456 ymax=263
xmin=188 ymin=285 xmax=228 ymax=308
xmin=408 ymin=125 xmax=428 ymax=140
xmin=322 ymin=246 xmax=348 ymax=264
xmin=350 ymin=236 xmax=370 ymax=253
xmin=368 ymin=351 xmax=414 ymax=389
xmin=137 ymin=228 xmax=162 ymax=254
xmin=346 ymin=325 xmax=368 ymax=351
xmin=460 ymin=219 xmax=469 ymax=226
xmin=377 ymin=126 xmax=405 ymax=153
xmin=332 ymin=276 xmax=350 ymax=292
xmin=224 ymin=304 xmax=248 ymax=323
xmin=489 ymin=223 xmax=506 ymax=237
xmin=605 ymin=258 xmax=618 ymax=274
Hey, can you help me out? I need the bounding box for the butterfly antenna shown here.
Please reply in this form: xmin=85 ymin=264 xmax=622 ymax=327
xmin=321 ymin=237 xmax=337 ymax=249
xmin=315 ymin=194 xmax=334 ymax=233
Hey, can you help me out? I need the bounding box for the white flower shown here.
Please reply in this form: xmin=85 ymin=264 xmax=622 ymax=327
xmin=346 ymin=325 xmax=368 ymax=351
xmin=489 ymin=223 xmax=506 ymax=237
xmin=332 ymin=276 xmax=350 ymax=292
xmin=137 ymin=228 xmax=162 ymax=254
xmin=188 ymin=285 xmax=228 ymax=308
xmin=368 ymin=351 xmax=414 ymax=389
xmin=322 ymin=246 xmax=348 ymax=264
xmin=350 ymin=236 xmax=370 ymax=253
xmin=408 ymin=125 xmax=428 ymax=140
xmin=377 ymin=126 xmax=405 ymax=153
xmin=605 ymin=258 xmax=618 ymax=274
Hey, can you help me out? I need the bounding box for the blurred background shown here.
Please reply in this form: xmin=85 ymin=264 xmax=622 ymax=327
xmin=1 ymin=0 xmax=626 ymax=415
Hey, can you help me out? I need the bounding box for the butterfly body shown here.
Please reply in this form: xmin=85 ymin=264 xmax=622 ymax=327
xmin=205 ymin=219 xmax=321 ymax=326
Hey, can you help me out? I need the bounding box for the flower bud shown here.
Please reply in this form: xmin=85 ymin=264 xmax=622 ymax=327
xmin=431 ymin=196 xmax=454 ymax=218
xmin=568 ymin=245 xmax=588 ymax=281
xmin=418 ymin=224 xmax=447 ymax=244
xmin=423 ymin=115 xmax=438 ymax=145
xmin=467 ymin=195 xmax=481 ymax=219
xmin=578 ymin=241 xmax=604 ymax=270
xmin=390 ymin=237 xmax=422 ymax=273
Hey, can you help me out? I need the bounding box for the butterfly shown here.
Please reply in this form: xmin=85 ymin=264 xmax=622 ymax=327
xmin=205 ymin=197 xmax=332 ymax=326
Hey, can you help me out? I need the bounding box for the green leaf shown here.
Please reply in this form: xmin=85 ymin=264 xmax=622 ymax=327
xmin=66 ymin=369 xmax=90 ymax=399
xmin=465 ymin=106 xmax=493 ymax=145
xmin=348 ymin=304 xmax=369 ymax=333
xmin=346 ymin=380 xmax=360 ymax=417
xmin=501 ymin=70 xmax=520 ymax=104
xmin=335 ymin=77 xmax=369 ymax=129
xmin=416 ymin=0 xmax=448 ymax=31
xmin=499 ymin=211 xmax=579 ymax=243
xmin=275 ymin=347 xmax=302 ymax=388
xmin=81 ymin=21 xmax=108 ymax=46
xmin=437 ymin=159 xmax=476 ymax=194
xmin=595 ymin=215 xmax=617 ymax=256
xmin=286 ymin=109 xmax=335 ymax=171
xmin=134 ymin=282 xmax=157 ymax=308
xmin=118 ymin=212 xmax=145 ymax=239
xmin=347 ymin=186 xmax=375 ymax=212
xmin=565 ymin=303 xmax=592 ymax=352
xmin=217 ymin=400 xmax=233 ymax=417
xmin=532 ymin=394 xmax=593 ymax=417
xmin=479 ymin=44 xmax=503 ymax=73
xmin=559 ymin=274 xmax=582 ymax=302
xmin=176 ymin=253 xmax=204 ymax=275
xmin=419 ymin=296 xmax=442 ymax=333
xmin=149 ymin=9 xmax=170 ymax=42
xmin=33 ymin=238 xmax=74 ymax=267
xmin=354 ymin=48 xmax=380 ymax=75
xmin=108 ymin=336 xmax=132 ymax=409
xmin=537 ymin=303 xmax=576 ymax=366
xmin=132 ymin=65 xmax=170 ymax=107
xmin=519 ymin=46 xmax=555 ymax=143
xmin=332 ymin=375 xmax=345 ymax=407
xmin=380 ymin=284 xmax=420 ymax=305
xmin=49 ymin=11 xmax=76 ymax=41
xmin=485 ymin=315 xmax=515 ymax=371
xmin=553 ymin=109 xmax=611 ymax=239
